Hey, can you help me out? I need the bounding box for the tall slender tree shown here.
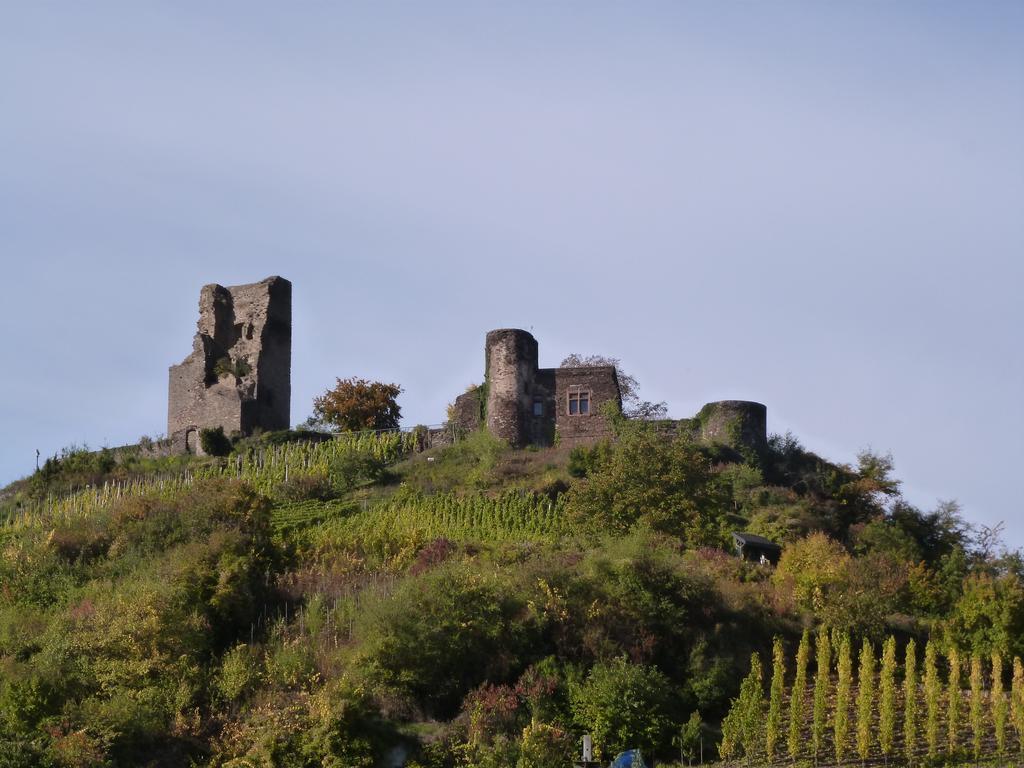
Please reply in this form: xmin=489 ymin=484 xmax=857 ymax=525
xmin=812 ymin=630 xmax=831 ymax=766
xmin=721 ymin=653 xmax=766 ymax=767
xmin=834 ymin=633 xmax=852 ymax=765
xmin=947 ymin=647 xmax=962 ymax=756
xmin=856 ymin=638 xmax=875 ymax=766
xmin=788 ymin=629 xmax=810 ymax=762
xmin=992 ymin=651 xmax=1007 ymax=758
xmin=879 ymin=636 xmax=898 ymax=764
xmin=970 ymin=654 xmax=984 ymax=762
xmin=1012 ymin=657 xmax=1024 ymax=761
xmin=923 ymin=640 xmax=941 ymax=760
xmin=767 ymin=637 xmax=785 ymax=763
xmin=904 ymin=639 xmax=918 ymax=766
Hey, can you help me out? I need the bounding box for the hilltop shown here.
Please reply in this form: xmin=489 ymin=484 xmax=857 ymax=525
xmin=1 ymin=416 xmax=1022 ymax=768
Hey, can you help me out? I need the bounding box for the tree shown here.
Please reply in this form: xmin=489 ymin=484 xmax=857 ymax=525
xmin=1012 ymin=657 xmax=1024 ymax=761
xmin=969 ymin=654 xmax=984 ymax=762
xmin=812 ymin=629 xmax=831 ymax=765
xmin=856 ymin=638 xmax=875 ymax=766
xmin=834 ymin=633 xmax=852 ymax=765
xmin=904 ymin=639 xmax=917 ymax=766
xmin=563 ymin=424 xmax=727 ymax=544
xmin=312 ymin=377 xmax=402 ymax=432
xmin=720 ymin=653 xmax=765 ymax=767
xmin=568 ymin=657 xmax=674 ymax=761
xmin=923 ymin=640 xmax=941 ymax=760
xmin=941 ymin=572 xmax=1024 ymax=659
xmin=788 ymin=629 xmax=810 ymax=762
xmin=766 ymin=637 xmax=785 ymax=762
xmin=559 ymin=354 xmax=667 ymax=420
xmin=674 ymin=711 xmax=702 ymax=766
xmin=992 ymin=651 xmax=1007 ymax=758
xmin=947 ymin=647 xmax=962 ymax=756
xmin=879 ymin=636 xmax=898 ymax=763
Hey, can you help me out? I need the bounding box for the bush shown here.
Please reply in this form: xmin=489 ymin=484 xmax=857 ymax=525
xmin=569 ymin=657 xmax=675 ymax=760
xmin=564 ymin=425 xmax=727 ymax=545
xmin=355 ymin=564 xmax=531 ymax=716
xmin=200 ymin=426 xmax=233 ymax=456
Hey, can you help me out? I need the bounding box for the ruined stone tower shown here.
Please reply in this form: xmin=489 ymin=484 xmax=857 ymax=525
xmin=485 ymin=329 xmax=539 ymax=447
xmin=168 ymin=276 xmax=291 ymax=453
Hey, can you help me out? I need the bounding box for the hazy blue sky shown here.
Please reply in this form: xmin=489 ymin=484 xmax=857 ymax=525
xmin=2 ymin=3 xmax=1021 ymax=548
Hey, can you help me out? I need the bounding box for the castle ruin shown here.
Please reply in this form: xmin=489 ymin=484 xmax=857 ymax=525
xmin=448 ymin=328 xmax=767 ymax=453
xmin=168 ymin=276 xmax=291 ymax=453
xmin=164 ymin=279 xmax=764 ymax=456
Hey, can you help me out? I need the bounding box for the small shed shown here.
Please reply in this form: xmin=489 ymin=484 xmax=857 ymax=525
xmin=732 ymin=531 xmax=782 ymax=566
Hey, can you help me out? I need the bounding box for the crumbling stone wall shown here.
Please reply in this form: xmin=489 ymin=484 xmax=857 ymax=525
xmin=694 ymin=400 xmax=767 ymax=453
xmin=168 ymin=276 xmax=291 ymax=453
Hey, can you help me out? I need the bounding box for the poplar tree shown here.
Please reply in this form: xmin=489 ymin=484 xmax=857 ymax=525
xmin=947 ymin=647 xmax=962 ymax=756
xmin=970 ymin=654 xmax=984 ymax=762
xmin=766 ymin=637 xmax=785 ymax=762
xmin=992 ymin=651 xmax=1007 ymax=758
xmin=721 ymin=653 xmax=766 ymax=766
xmin=856 ymin=638 xmax=875 ymax=766
xmin=788 ymin=629 xmax=810 ymax=762
xmin=878 ymin=636 xmax=897 ymax=763
xmin=812 ymin=630 xmax=831 ymax=765
xmin=834 ymin=633 xmax=852 ymax=765
xmin=1012 ymin=657 xmax=1024 ymax=760
xmin=903 ymin=639 xmax=918 ymax=766
xmin=923 ymin=640 xmax=941 ymax=760
xmin=738 ymin=653 xmax=765 ymax=767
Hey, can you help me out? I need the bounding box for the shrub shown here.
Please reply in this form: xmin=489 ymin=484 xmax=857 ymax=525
xmin=216 ymin=643 xmax=262 ymax=705
xmin=516 ymin=722 xmax=573 ymax=768
xmin=200 ymin=426 xmax=233 ymax=456
xmin=355 ymin=564 xmax=530 ymax=717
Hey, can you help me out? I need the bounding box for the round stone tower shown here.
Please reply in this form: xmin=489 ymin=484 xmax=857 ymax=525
xmin=485 ymin=329 xmax=538 ymax=447
xmin=697 ymin=400 xmax=767 ymax=453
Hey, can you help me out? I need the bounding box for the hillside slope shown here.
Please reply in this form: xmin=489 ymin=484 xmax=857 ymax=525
xmin=1 ymin=422 xmax=1021 ymax=767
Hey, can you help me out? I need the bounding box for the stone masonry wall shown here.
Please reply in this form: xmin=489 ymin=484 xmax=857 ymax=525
xmin=168 ymin=276 xmax=291 ymax=452
xmin=551 ymin=366 xmax=621 ymax=446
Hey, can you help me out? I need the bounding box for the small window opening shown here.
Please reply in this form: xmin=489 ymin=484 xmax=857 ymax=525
xmin=533 ymin=400 xmax=544 ymax=417
xmin=568 ymin=391 xmax=590 ymax=415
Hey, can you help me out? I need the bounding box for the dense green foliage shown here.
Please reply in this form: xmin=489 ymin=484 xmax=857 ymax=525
xmin=1 ymin=416 xmax=1021 ymax=767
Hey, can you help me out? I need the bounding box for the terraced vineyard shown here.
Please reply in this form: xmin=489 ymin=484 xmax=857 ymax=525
xmin=0 ymin=430 xmax=416 ymax=536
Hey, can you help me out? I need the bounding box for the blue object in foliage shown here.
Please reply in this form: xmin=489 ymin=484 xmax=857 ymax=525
xmin=610 ymin=750 xmax=647 ymax=768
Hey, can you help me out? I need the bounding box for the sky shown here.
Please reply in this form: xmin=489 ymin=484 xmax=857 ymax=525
xmin=1 ymin=2 xmax=1021 ymax=549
